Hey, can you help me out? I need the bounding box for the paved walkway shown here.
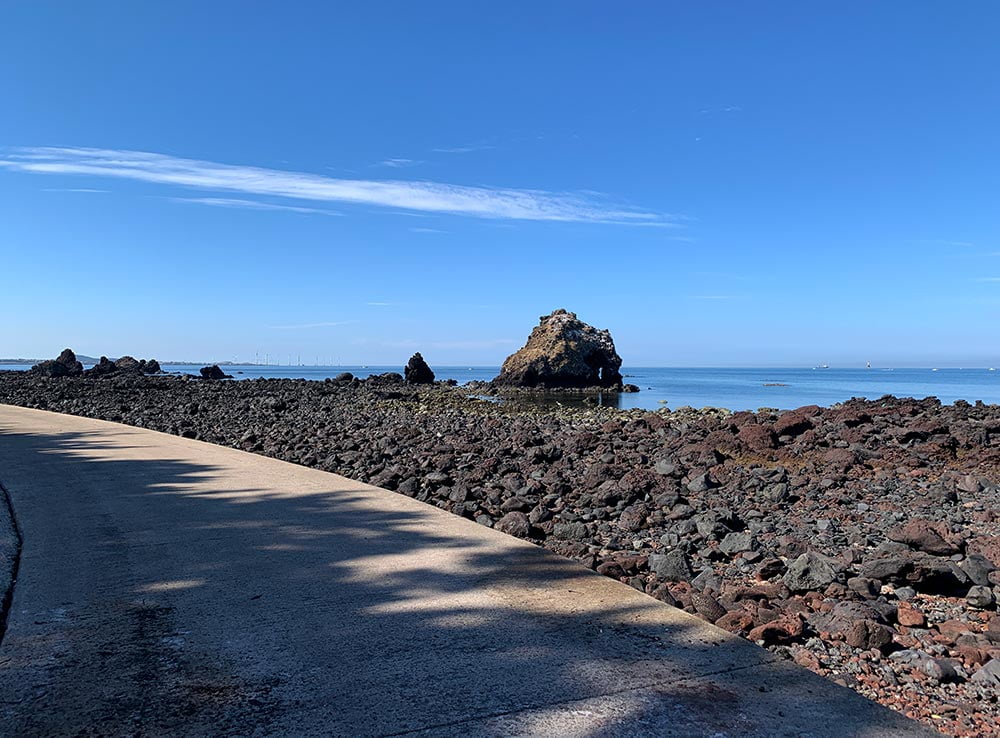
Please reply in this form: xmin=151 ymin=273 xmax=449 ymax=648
xmin=0 ymin=405 xmax=929 ymax=736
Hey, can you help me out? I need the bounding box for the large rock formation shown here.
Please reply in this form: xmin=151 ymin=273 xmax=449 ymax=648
xmin=494 ymin=309 xmax=624 ymax=389
xmin=30 ymin=348 xmax=84 ymax=377
xmin=404 ymin=352 xmax=435 ymax=384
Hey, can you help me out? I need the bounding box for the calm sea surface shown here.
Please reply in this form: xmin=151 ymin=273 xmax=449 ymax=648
xmin=5 ymin=363 xmax=1000 ymax=412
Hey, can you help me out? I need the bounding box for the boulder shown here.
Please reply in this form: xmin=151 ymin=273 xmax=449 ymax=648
xmin=783 ymin=551 xmax=838 ymax=592
xmin=115 ymin=355 xmax=141 ymax=372
xmin=493 ymin=309 xmax=623 ymax=389
xmin=85 ymin=356 xmax=118 ymax=376
xmin=887 ymin=519 xmax=962 ymax=556
xmin=648 ymin=550 xmax=693 ymax=582
xmin=404 ymin=352 xmax=435 ymax=384
xmin=30 ymin=348 xmax=83 ymax=377
xmin=972 ymin=659 xmax=1000 ymax=687
xmin=200 ymin=365 xmax=232 ymax=380
xmin=494 ymin=512 xmax=531 ymax=538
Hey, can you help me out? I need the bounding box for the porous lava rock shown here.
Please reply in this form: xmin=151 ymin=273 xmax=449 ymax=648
xmin=494 ymin=309 xmax=624 ymax=389
xmin=404 ymin=352 xmax=435 ymax=384
xmin=30 ymin=348 xmax=83 ymax=377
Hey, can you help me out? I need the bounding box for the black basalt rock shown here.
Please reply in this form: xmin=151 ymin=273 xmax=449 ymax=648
xmin=30 ymin=348 xmax=84 ymax=377
xmin=200 ymin=365 xmax=233 ymax=380
xmin=404 ymin=352 xmax=435 ymax=384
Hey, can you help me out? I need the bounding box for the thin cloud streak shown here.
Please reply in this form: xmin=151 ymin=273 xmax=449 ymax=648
xmin=432 ymin=144 xmax=494 ymax=154
xmin=42 ymin=187 xmax=109 ymax=193
xmin=172 ymin=197 xmax=342 ymax=215
xmin=272 ymin=320 xmax=356 ymax=330
xmin=377 ymin=158 xmax=421 ymax=168
xmin=0 ymin=146 xmax=677 ymax=225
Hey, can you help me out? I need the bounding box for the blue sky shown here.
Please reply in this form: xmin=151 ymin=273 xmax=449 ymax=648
xmin=2 ymin=2 xmax=999 ymax=366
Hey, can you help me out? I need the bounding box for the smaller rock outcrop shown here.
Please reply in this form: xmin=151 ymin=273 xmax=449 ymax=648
xmin=494 ymin=309 xmax=624 ymax=389
xmin=86 ymin=357 xmax=118 ymax=376
xmin=404 ymin=353 xmax=435 ymax=384
xmin=30 ymin=348 xmax=84 ymax=377
xmin=85 ymin=355 xmax=161 ymax=377
xmin=115 ymin=356 xmax=142 ymax=373
xmin=200 ymin=365 xmax=232 ymax=380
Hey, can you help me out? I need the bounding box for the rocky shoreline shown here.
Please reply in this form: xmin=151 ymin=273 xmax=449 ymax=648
xmin=1 ymin=371 xmax=999 ymax=735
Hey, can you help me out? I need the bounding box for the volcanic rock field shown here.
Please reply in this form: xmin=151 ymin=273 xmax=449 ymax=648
xmin=2 ymin=371 xmax=999 ymax=735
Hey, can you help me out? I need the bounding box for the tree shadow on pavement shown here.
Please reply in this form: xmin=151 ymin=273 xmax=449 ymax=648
xmin=0 ymin=422 xmax=922 ymax=737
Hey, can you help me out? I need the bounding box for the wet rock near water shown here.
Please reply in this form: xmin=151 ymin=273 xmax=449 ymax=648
xmin=2 ymin=373 xmax=1000 ymax=734
xmin=199 ymin=365 xmax=233 ymax=380
xmin=30 ymin=349 xmax=161 ymax=378
xmin=29 ymin=348 xmax=83 ymax=377
xmin=86 ymin=355 xmax=161 ymax=377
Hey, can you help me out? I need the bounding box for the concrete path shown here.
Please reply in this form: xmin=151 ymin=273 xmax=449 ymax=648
xmin=0 ymin=405 xmax=930 ymax=737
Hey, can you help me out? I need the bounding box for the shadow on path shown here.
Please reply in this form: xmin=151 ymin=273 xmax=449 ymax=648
xmin=0 ymin=417 xmax=925 ymax=736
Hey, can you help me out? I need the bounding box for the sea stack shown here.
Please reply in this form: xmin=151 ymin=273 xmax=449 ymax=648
xmin=404 ymin=352 xmax=435 ymax=384
xmin=494 ymin=309 xmax=624 ymax=389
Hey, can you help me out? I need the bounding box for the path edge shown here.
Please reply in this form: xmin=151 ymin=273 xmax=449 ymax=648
xmin=0 ymin=479 xmax=22 ymax=645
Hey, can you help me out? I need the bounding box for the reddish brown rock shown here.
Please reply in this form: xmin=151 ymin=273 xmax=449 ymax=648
xmin=737 ymin=423 xmax=777 ymax=450
xmin=715 ymin=611 xmax=755 ymax=634
xmin=887 ymin=519 xmax=962 ymax=556
xmin=845 ymin=620 xmax=894 ymax=651
xmin=897 ymin=602 xmax=927 ymax=628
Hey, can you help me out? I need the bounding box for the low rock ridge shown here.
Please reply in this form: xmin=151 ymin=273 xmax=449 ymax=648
xmin=30 ymin=349 xmax=161 ymax=378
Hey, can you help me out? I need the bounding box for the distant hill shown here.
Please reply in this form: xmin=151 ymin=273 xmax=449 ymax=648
xmin=0 ymin=357 xmax=239 ymax=366
xmin=1 ymin=355 xmax=101 ymax=365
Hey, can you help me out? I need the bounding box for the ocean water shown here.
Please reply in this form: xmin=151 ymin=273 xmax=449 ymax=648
xmin=4 ymin=363 xmax=1000 ymax=412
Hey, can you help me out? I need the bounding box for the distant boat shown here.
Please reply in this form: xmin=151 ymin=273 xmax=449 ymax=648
xmin=815 ymin=364 xmax=830 ymax=370
xmin=866 ymin=361 xmax=871 ymax=369
xmin=932 ymin=368 xmax=939 ymax=372
xmin=991 ymin=368 xmax=996 ymax=372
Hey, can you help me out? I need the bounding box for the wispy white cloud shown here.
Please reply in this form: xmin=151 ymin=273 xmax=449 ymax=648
xmin=377 ymin=158 xmax=421 ymax=168
xmin=922 ymin=239 xmax=975 ymax=247
xmin=366 ymin=301 xmax=395 ymax=307
xmin=432 ymin=144 xmax=494 ymax=154
xmin=409 ymin=227 xmax=447 ymax=233
xmin=974 ymin=277 xmax=1000 ymax=283
xmin=0 ymin=146 xmax=677 ymax=225
xmin=42 ymin=187 xmax=108 ymax=193
xmin=272 ymin=320 xmax=356 ymax=330
xmin=172 ymin=197 xmax=342 ymax=216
